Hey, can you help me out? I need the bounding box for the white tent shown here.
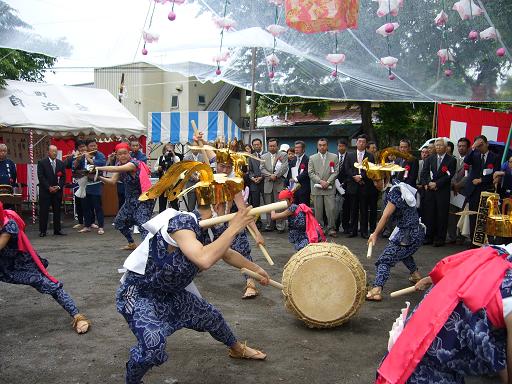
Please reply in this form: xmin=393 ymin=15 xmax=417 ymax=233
xmin=0 ymin=80 xmax=146 ymax=137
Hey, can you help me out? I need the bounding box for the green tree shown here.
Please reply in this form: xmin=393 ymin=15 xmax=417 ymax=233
xmin=0 ymin=1 xmax=69 ymax=88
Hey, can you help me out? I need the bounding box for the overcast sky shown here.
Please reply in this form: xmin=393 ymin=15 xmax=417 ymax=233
xmin=6 ymin=0 xmax=221 ymax=85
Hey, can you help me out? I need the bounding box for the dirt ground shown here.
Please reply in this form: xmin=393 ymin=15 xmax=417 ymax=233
xmin=0 ymin=216 xmax=499 ymax=384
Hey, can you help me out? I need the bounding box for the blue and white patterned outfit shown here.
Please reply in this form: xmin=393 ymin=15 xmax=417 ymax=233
xmin=114 ymin=160 xmax=155 ymax=242
xmin=373 ymin=186 xmax=425 ymax=289
xmin=116 ymin=214 xmax=237 ymax=384
xmin=223 ymin=204 xmax=253 ymax=282
xmin=287 ymin=203 xmax=308 ymax=251
xmin=405 ymin=245 xmax=512 ymax=383
xmin=0 ymin=219 xmax=79 ymax=317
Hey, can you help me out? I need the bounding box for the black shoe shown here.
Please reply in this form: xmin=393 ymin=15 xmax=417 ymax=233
xmin=433 ymin=241 xmax=445 ymax=247
xmin=361 ymin=234 xmax=369 ymax=239
xmin=347 ymin=233 xmax=358 ymax=238
xmin=342 ymin=230 xmax=350 ymax=235
xmin=54 ymin=231 xmax=67 ymax=236
xmin=423 ymin=240 xmax=433 ymax=245
xmin=39 ymin=232 xmax=46 ymax=237
xmin=277 ymin=229 xmax=285 ymax=234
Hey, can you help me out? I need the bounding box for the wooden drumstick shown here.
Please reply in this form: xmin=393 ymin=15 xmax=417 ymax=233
xmin=390 ymin=286 xmax=417 ymax=298
xmin=246 ymin=226 xmax=274 ymax=266
xmin=199 ymin=201 xmax=288 ymax=228
xmin=241 ymin=268 xmax=283 ymax=290
xmin=367 ymin=243 xmax=373 ymax=259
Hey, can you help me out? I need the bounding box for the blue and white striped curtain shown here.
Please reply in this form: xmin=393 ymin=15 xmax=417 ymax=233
xmin=148 ymin=111 xmax=241 ymax=144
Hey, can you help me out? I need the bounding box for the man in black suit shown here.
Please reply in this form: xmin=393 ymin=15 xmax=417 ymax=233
xmin=335 ymin=138 xmax=350 ymax=233
xmin=344 ymin=135 xmax=376 ymax=239
xmin=37 ymin=145 xmax=66 ymax=237
xmin=420 ymin=138 xmax=456 ymax=247
xmin=463 ymin=135 xmax=500 ymax=242
xmin=287 ymin=140 xmax=311 ymax=206
xmin=248 ymin=138 xmax=265 ymax=228
xmin=395 ymin=139 xmax=419 ymax=187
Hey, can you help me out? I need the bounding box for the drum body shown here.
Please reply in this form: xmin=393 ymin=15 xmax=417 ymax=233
xmin=282 ymin=243 xmax=366 ymax=328
xmin=0 ymin=184 xmax=13 ymax=196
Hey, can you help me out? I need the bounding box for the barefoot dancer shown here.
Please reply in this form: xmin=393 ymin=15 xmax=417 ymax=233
xmin=367 ymin=174 xmax=425 ymax=301
xmin=0 ymin=202 xmax=90 ymax=334
xmin=271 ymin=187 xmax=325 ymax=251
xmin=95 ymin=143 xmax=155 ymax=250
xmin=118 ymin=163 xmax=270 ymax=384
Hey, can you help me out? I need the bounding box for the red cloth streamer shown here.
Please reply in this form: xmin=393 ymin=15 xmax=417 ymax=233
xmin=138 ymin=161 xmax=152 ymax=193
xmin=294 ymin=204 xmax=326 ymax=243
xmin=376 ymin=247 xmax=510 ymax=384
xmin=115 ymin=142 xmax=131 ymax=152
xmin=0 ymin=203 xmax=58 ymax=284
xmin=278 ymin=189 xmax=294 ymax=202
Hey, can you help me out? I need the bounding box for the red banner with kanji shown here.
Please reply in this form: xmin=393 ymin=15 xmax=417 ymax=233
xmin=437 ymin=103 xmax=512 ymax=144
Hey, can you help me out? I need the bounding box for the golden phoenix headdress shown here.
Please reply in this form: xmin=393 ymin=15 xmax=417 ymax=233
xmin=354 ymin=147 xmax=415 ymax=181
xmin=139 ymin=161 xmax=244 ymax=206
xmin=188 ymin=145 xmax=263 ymax=178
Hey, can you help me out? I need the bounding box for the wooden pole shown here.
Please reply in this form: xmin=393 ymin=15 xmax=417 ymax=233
xmin=501 ymin=122 xmax=512 ymax=164
xmin=241 ymin=268 xmax=283 ymax=290
xmin=246 ymin=225 xmax=274 ymax=265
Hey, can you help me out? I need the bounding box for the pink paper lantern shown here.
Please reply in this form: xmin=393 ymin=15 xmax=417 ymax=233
xmin=444 ymin=69 xmax=453 ymax=77
xmin=269 ymin=71 xmax=275 ymax=79
xmin=388 ymin=74 xmax=396 ymax=80
xmin=285 ymin=0 xmax=359 ymax=34
xmin=468 ymin=30 xmax=478 ymax=41
xmin=215 ymin=68 xmax=222 ymax=76
xmin=168 ymin=11 xmax=176 ymax=21
xmin=497 ymin=48 xmax=506 ymax=57
xmin=142 ymin=48 xmax=148 ymax=55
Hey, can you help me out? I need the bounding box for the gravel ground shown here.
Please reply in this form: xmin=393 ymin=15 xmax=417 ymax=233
xmin=0 ymin=216 xmax=499 ymax=384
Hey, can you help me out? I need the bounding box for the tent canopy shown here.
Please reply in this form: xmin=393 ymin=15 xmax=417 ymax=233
xmin=0 ymin=80 xmax=146 ymax=137
xmin=148 ymin=111 xmax=241 ymax=144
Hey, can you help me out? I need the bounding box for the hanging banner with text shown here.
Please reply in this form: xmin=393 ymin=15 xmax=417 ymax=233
xmin=437 ymin=103 xmax=512 ymax=145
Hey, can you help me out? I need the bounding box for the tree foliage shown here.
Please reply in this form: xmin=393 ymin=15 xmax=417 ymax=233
xmin=256 ymin=94 xmax=330 ymax=118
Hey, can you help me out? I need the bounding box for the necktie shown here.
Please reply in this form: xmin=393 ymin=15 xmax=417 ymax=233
xmin=481 ymin=153 xmax=485 ymax=165
xmin=437 ymin=156 xmax=442 ymax=170
xmin=271 ymin=154 xmax=275 ymax=168
xmin=257 ymin=152 xmax=261 ymax=159
xmin=51 ymin=160 xmax=56 ymax=173
xmin=358 ymin=152 xmax=363 ymax=164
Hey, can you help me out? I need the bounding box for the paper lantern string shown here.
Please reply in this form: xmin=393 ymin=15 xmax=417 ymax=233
xmin=267 ymin=1 xmax=282 ymax=79
xmin=215 ymin=0 xmax=231 ymax=76
xmin=142 ymin=2 xmax=157 ymax=56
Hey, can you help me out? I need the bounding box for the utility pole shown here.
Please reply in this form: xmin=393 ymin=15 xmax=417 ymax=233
xmin=249 ymin=47 xmax=257 ymax=143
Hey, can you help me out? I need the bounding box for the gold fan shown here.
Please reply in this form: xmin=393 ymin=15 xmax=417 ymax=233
xmin=354 ymin=147 xmax=415 ymax=181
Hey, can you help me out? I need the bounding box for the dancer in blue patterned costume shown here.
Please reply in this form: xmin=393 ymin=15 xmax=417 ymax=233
xmin=0 ymin=202 xmax=90 ymax=334
xmin=118 ymin=200 xmax=270 ymax=384
xmin=367 ymin=177 xmax=425 ymax=302
xmin=376 ymin=245 xmax=512 ymax=384
xmin=271 ymin=187 xmax=325 ymax=251
xmin=96 ymin=143 xmax=155 ymax=250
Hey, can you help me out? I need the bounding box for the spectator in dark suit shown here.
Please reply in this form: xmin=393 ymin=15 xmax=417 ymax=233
xmin=335 ymin=138 xmax=350 ymax=233
xmin=463 ymin=135 xmax=500 ymax=242
xmin=344 ymin=135 xmax=377 ymax=239
xmin=248 ymin=138 xmax=265 ymax=228
xmin=287 ymin=140 xmax=311 ymax=206
xmin=420 ymin=138 xmax=456 ymax=247
xmin=395 ymin=139 xmax=419 ymax=187
xmin=37 ymin=145 xmax=66 ymax=237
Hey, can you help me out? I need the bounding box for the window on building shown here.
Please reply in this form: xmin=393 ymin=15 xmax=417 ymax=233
xmin=171 ymin=95 xmax=179 ymax=109
xmin=198 ymin=95 xmax=206 ymax=105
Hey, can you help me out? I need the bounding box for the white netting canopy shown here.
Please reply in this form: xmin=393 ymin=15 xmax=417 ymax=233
xmin=1 ymin=0 xmax=511 ymax=102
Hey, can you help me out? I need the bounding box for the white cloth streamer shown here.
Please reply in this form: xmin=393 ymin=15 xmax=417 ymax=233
xmin=74 ymin=176 xmax=88 ymax=198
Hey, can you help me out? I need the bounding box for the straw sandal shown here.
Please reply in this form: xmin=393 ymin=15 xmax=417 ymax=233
xmin=366 ymin=287 xmax=383 ymax=302
xmin=408 ymin=271 xmax=422 ymax=284
xmin=228 ymin=342 xmax=266 ymax=360
xmin=120 ymin=243 xmax=137 ymax=251
xmin=242 ymin=279 xmax=258 ymax=299
xmin=72 ymin=314 xmax=91 ymax=334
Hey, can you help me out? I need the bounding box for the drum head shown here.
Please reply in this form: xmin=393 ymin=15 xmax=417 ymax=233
xmin=289 ymin=256 xmax=356 ymax=323
xmin=283 ymin=243 xmax=366 ymax=328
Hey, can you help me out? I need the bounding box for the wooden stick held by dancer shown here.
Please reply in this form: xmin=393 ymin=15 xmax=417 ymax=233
xmin=191 ymin=120 xmax=209 ymax=161
xmin=199 ymin=201 xmax=288 ymax=228
xmin=390 ymin=286 xmax=417 ymax=298
xmin=367 ymin=243 xmax=373 ymax=259
xmin=246 ymin=226 xmax=274 ymax=265
xmin=241 ymin=268 xmax=283 ymax=290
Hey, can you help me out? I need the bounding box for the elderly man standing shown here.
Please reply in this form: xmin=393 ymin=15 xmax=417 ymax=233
xmin=0 ymin=143 xmax=17 ymax=209
xmin=420 ymin=138 xmax=456 ymax=247
xmin=37 ymin=145 xmax=66 ymax=237
xmin=260 ymin=138 xmax=288 ymax=232
xmin=308 ymin=138 xmax=339 ymax=237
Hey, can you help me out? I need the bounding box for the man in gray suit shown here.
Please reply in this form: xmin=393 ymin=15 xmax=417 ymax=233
xmin=308 ymin=138 xmax=339 ymax=237
xmin=260 ymin=138 xmax=289 ymax=232
xmin=183 ymin=147 xmax=208 ymax=211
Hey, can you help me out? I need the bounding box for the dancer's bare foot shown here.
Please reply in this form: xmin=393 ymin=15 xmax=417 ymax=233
xmin=72 ymin=314 xmax=91 ymax=334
